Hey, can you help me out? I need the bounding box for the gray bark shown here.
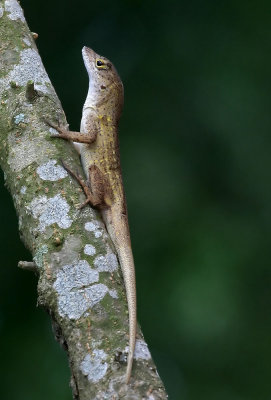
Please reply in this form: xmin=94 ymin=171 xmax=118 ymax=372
xmin=0 ymin=1 xmax=168 ymax=399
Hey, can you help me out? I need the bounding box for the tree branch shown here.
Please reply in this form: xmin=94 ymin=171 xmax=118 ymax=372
xmin=0 ymin=0 xmax=168 ymax=398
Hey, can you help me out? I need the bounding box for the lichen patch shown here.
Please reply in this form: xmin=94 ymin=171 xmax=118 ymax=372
xmin=53 ymin=260 xmax=115 ymax=319
xmin=124 ymin=339 xmax=151 ymax=362
xmin=84 ymin=244 xmax=96 ymax=256
xmin=109 ymin=289 xmax=118 ymax=299
xmin=94 ymin=251 xmax=118 ymax=272
xmin=14 ymin=113 xmax=26 ymax=124
xmin=54 ymin=260 xmax=99 ymax=292
xmin=133 ymin=340 xmax=151 ymax=360
xmin=33 ymin=244 xmax=48 ymax=268
xmin=27 ymin=194 xmax=72 ymax=232
xmin=8 ymin=133 xmax=56 ymax=172
xmin=0 ymin=48 xmax=52 ymax=95
xmin=5 ymin=0 xmax=25 ymax=21
xmin=37 ymin=159 xmax=68 ymax=181
xmin=80 ymin=350 xmax=108 ymax=382
xmin=84 ymin=220 xmax=104 ymax=238
xmin=23 ymin=37 xmax=31 ymax=46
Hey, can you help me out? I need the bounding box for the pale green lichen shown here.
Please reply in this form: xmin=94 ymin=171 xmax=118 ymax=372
xmin=20 ymin=185 xmax=26 ymax=194
xmin=1 ymin=49 xmax=52 ymax=94
xmin=53 ymin=259 xmax=117 ymax=319
xmin=94 ymin=251 xmax=118 ymax=272
xmin=132 ymin=339 xmax=151 ymax=361
xmin=5 ymin=0 xmax=26 ymax=22
xmin=36 ymin=159 xmax=68 ymax=181
xmin=84 ymin=244 xmax=96 ymax=256
xmin=14 ymin=112 xmax=25 ymax=124
xmin=27 ymin=194 xmax=73 ymax=233
xmin=85 ymin=220 xmax=104 ymax=238
xmin=33 ymin=244 xmax=48 ymax=268
xmin=80 ymin=350 xmax=108 ymax=383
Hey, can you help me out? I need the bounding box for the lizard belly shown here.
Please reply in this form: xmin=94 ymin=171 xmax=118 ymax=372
xmin=80 ymin=121 xmax=123 ymax=206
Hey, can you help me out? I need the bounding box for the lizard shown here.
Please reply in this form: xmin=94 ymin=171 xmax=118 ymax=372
xmin=47 ymin=46 xmax=136 ymax=383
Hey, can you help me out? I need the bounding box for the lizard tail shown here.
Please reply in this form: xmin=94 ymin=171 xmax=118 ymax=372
xmin=117 ymin=245 xmax=137 ymax=383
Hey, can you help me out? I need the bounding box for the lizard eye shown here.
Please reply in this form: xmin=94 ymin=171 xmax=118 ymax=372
xmin=96 ymin=60 xmax=104 ymax=67
xmin=96 ymin=59 xmax=111 ymax=70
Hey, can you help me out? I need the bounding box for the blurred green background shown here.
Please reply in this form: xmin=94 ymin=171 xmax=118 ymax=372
xmin=1 ymin=0 xmax=271 ymax=399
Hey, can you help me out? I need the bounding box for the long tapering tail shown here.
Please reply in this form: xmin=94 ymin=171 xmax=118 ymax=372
xmin=117 ymin=244 xmax=137 ymax=383
xmin=102 ymin=206 xmax=137 ymax=382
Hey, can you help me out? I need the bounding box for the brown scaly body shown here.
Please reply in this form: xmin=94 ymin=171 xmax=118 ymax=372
xmin=48 ymin=47 xmax=136 ymax=383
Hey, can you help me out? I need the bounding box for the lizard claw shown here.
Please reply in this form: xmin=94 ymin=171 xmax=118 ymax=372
xmin=59 ymin=159 xmax=91 ymax=210
xmin=60 ymin=158 xmax=69 ymax=171
xmin=79 ymin=198 xmax=91 ymax=209
xmin=43 ymin=118 xmax=68 ymax=136
xmin=43 ymin=118 xmax=58 ymax=129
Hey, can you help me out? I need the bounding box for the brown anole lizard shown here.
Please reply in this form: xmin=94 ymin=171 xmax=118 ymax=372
xmin=47 ymin=47 xmax=136 ymax=383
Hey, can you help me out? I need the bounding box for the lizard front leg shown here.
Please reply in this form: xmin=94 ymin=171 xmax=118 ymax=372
xmin=45 ymin=119 xmax=98 ymax=144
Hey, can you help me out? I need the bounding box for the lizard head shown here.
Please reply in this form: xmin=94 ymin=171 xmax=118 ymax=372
xmin=82 ymin=46 xmax=124 ymax=120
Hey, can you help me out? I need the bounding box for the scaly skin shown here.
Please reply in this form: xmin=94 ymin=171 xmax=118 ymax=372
xmin=49 ymin=47 xmax=136 ymax=383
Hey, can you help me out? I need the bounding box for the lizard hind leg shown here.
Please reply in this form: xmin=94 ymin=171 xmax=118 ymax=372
xmin=88 ymin=165 xmax=113 ymax=208
xmin=60 ymin=160 xmax=101 ymax=209
xmin=61 ymin=161 xmax=110 ymax=209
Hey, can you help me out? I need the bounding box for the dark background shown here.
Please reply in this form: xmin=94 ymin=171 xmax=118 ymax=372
xmin=1 ymin=0 xmax=271 ymax=399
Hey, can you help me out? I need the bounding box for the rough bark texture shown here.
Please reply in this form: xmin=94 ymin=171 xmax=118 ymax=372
xmin=0 ymin=1 xmax=168 ymax=399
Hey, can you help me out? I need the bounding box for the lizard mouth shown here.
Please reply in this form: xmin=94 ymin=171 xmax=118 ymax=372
xmin=82 ymin=46 xmax=95 ymax=56
xmin=82 ymin=46 xmax=96 ymax=74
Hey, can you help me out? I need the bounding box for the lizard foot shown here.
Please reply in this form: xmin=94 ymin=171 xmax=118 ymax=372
xmin=44 ymin=119 xmax=72 ymax=139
